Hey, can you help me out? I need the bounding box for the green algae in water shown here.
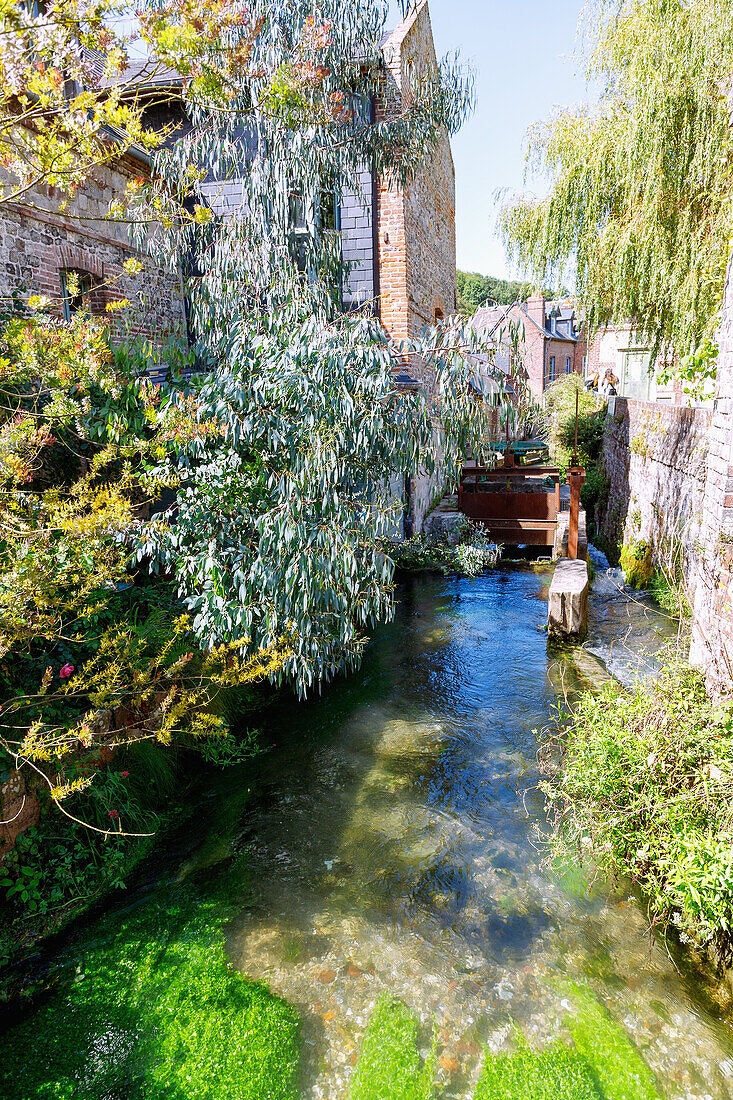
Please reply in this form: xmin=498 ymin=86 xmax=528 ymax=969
xmin=349 ymin=994 xmax=436 ymax=1100
xmin=550 ymin=847 xmax=593 ymax=899
xmin=474 ymin=1039 xmax=601 ymax=1100
xmin=564 ymin=985 xmax=661 ymax=1100
xmin=0 ymin=870 xmax=300 ymax=1100
xmin=474 ymin=987 xmax=661 ymax=1100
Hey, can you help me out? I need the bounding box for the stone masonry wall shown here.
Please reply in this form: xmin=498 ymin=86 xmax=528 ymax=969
xmin=599 ymin=397 xmax=711 ymax=583
xmin=690 ymin=254 xmax=733 ymax=690
xmin=0 ymin=155 xmax=185 ymax=346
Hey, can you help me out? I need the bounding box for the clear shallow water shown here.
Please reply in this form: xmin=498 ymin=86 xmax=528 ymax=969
xmin=584 ymin=545 xmax=681 ymax=686
xmin=5 ymin=563 xmax=732 ymax=1098
xmin=211 ymin=564 xmax=733 ymax=1097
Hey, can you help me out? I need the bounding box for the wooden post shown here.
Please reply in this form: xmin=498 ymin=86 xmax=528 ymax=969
xmin=568 ymin=465 xmax=586 ymax=560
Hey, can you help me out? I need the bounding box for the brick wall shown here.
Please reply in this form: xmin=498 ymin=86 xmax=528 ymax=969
xmin=378 ymin=0 xmax=458 ymax=533
xmin=599 ymin=398 xmax=711 ymax=583
xmin=0 ymin=155 xmax=185 ymax=346
xmin=378 ymin=0 xmax=456 ymax=352
xmin=545 ymin=337 xmax=583 ymax=389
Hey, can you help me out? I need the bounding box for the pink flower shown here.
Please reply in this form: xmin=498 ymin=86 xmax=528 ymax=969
xmin=120 ymin=771 xmax=129 ymax=778
xmin=59 ymin=663 xmax=74 ymax=679
xmin=108 ymin=809 xmax=119 ymax=819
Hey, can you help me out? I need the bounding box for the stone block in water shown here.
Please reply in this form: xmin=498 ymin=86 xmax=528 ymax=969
xmin=548 ymin=558 xmax=589 ymax=638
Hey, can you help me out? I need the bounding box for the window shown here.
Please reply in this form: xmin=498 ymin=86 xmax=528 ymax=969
xmin=622 ymin=350 xmax=655 ymax=401
xmin=548 ymin=355 xmax=556 ymax=383
xmin=61 ymin=269 xmax=94 ymax=321
xmin=289 ymin=187 xmax=339 ymax=278
xmin=565 ymin=356 xmax=571 ymax=374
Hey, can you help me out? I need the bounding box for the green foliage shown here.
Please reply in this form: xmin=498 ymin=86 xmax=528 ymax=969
xmin=388 ymin=519 xmax=500 ymax=577
xmin=502 ymin=0 xmax=733 ymax=375
xmin=456 ymin=271 xmax=568 ymax=316
xmin=547 ymin=665 xmax=733 ymax=962
xmin=141 ymin=313 xmax=492 ymax=698
xmin=659 ymin=337 xmax=719 ymax=403
xmin=0 ymin=802 xmax=147 ymax=940
xmin=198 ymin=728 xmax=262 ymax=768
xmin=0 ymin=868 xmax=301 ymax=1099
xmin=619 ymin=539 xmax=653 ymax=588
xmin=349 ymin=994 xmax=435 ymax=1100
xmin=131 ymin=0 xmax=499 ymax=698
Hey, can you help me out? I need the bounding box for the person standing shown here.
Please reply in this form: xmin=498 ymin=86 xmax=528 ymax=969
xmin=600 ymin=369 xmax=618 ymax=396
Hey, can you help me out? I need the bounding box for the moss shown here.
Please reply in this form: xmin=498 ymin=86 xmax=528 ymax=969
xmin=349 ymin=994 xmax=435 ymax=1100
xmin=564 ymin=985 xmax=661 ymax=1100
xmin=0 ymin=866 xmax=301 ymax=1100
xmin=619 ymin=539 xmax=653 ymax=588
xmin=474 ymin=1037 xmax=600 ymax=1100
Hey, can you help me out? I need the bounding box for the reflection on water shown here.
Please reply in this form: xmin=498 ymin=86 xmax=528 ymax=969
xmin=221 ymin=564 xmax=733 ymax=1098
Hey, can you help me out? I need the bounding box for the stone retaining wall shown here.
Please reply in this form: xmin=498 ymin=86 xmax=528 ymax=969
xmin=599 ymin=397 xmax=711 ymax=582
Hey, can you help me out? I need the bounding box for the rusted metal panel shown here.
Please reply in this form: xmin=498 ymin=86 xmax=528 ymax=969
xmin=460 ymin=492 xmax=557 ymax=522
xmin=473 ymin=519 xmax=558 ymax=546
xmin=458 ymin=460 xmax=562 ymax=547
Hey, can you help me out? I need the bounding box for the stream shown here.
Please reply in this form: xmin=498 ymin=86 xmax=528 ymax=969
xmin=5 ymin=557 xmax=733 ymax=1097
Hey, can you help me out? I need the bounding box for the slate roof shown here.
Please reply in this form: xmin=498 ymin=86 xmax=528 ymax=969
xmin=98 ymin=57 xmax=184 ymax=92
xmin=472 ymin=298 xmax=582 ymax=343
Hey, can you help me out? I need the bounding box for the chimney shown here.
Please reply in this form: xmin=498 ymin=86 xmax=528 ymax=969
xmin=526 ymin=294 xmax=546 ymax=330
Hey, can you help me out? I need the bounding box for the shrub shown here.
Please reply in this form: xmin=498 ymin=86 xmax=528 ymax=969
xmin=545 ymin=665 xmax=733 ymax=963
xmin=542 ymin=375 xmax=606 ymax=474
xmin=388 ymin=519 xmax=500 ymax=577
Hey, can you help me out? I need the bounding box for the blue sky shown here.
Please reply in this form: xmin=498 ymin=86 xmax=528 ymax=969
xmin=390 ymin=0 xmax=592 ymax=279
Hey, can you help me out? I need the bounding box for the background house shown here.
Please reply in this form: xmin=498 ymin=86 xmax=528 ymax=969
xmin=0 ymin=2 xmax=454 ymax=369
xmin=585 ymin=324 xmax=684 ymax=403
xmin=471 ymin=293 xmax=586 ymax=401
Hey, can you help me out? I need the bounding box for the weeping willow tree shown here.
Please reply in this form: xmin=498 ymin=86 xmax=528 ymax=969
xmin=502 ymin=0 xmax=733 ymax=371
xmin=130 ymin=0 xmax=509 ymax=694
